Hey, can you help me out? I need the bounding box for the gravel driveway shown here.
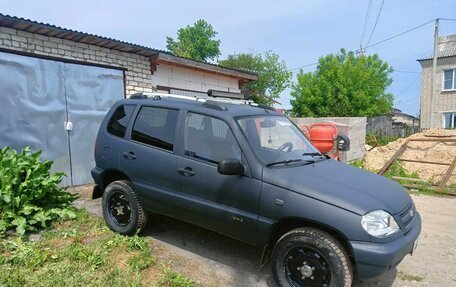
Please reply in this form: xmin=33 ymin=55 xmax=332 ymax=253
xmin=72 ymin=185 xmax=456 ymax=287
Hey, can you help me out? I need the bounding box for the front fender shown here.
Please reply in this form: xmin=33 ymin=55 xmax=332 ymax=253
xmin=256 ymin=183 xmax=369 ymax=246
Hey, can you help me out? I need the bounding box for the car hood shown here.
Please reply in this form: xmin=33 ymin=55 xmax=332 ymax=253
xmin=262 ymin=159 xmax=411 ymax=215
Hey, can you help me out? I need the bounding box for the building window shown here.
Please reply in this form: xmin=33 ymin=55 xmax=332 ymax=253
xmin=132 ymin=106 xmax=179 ymax=151
xmin=443 ymin=69 xmax=456 ymax=90
xmin=444 ymin=112 xmax=456 ymax=129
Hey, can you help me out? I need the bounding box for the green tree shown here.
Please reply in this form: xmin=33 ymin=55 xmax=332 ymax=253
xmin=290 ymin=49 xmax=394 ymax=117
xmin=219 ymin=52 xmax=292 ymax=105
xmin=166 ymin=19 xmax=221 ymax=62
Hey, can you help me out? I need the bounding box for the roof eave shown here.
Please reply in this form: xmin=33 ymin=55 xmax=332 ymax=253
xmin=0 ymin=13 xmax=258 ymax=81
xmin=155 ymin=53 xmax=258 ymax=80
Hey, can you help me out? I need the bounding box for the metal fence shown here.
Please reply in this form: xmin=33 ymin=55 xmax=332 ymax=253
xmin=367 ymin=115 xmax=420 ymax=138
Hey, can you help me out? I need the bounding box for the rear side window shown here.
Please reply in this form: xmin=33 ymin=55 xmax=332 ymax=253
xmin=132 ymin=106 xmax=179 ymax=151
xmin=107 ymin=105 xmax=135 ymax=138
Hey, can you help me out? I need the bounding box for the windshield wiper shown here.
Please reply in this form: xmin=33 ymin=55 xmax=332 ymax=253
xmin=302 ymin=152 xmax=331 ymax=159
xmin=302 ymin=152 xmax=323 ymax=156
xmin=266 ymin=159 xmax=314 ymax=167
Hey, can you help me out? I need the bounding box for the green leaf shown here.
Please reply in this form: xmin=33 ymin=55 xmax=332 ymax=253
xmin=0 ymin=146 xmax=76 ymax=235
xmin=166 ymin=19 xmax=221 ymax=62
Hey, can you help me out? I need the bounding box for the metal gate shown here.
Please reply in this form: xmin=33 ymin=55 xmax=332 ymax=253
xmin=0 ymin=52 xmax=124 ymax=186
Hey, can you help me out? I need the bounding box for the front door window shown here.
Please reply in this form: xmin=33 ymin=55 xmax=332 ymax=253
xmin=184 ymin=112 xmax=241 ymax=164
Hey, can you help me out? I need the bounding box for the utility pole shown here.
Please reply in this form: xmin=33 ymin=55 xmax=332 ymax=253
xmin=429 ymin=18 xmax=439 ymax=128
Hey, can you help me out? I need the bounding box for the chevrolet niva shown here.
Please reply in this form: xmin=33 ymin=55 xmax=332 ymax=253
xmin=92 ymin=92 xmax=421 ymax=287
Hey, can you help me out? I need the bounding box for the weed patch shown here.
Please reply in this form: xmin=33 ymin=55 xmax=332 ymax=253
xmin=0 ymin=209 xmax=199 ymax=287
xmin=157 ymin=269 xmax=199 ymax=287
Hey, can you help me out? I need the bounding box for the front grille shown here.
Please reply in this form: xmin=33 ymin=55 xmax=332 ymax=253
xmin=398 ymin=203 xmax=415 ymax=231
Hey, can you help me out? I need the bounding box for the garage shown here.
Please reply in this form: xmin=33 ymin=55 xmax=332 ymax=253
xmin=0 ymin=51 xmax=124 ymax=186
xmin=0 ymin=14 xmax=257 ymax=186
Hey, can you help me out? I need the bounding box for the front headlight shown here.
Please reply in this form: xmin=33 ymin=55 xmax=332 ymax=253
xmin=361 ymin=210 xmax=400 ymax=237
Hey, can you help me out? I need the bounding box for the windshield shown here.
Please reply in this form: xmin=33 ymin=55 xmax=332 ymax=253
xmin=237 ymin=115 xmax=322 ymax=165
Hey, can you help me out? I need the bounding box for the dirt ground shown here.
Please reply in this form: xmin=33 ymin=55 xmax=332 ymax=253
xmin=364 ymin=129 xmax=456 ymax=185
xmin=71 ymin=185 xmax=456 ymax=287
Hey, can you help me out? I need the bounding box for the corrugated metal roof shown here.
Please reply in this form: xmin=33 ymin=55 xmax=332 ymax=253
xmin=0 ymin=13 xmax=257 ymax=79
xmin=417 ymin=47 xmax=456 ymax=61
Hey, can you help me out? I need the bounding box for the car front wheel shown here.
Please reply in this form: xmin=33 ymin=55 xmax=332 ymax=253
xmin=271 ymin=227 xmax=352 ymax=287
xmin=102 ymin=180 xmax=148 ymax=235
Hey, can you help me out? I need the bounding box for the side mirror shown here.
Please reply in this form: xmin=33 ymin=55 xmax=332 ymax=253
xmin=337 ymin=135 xmax=350 ymax=151
xmin=217 ymin=158 xmax=244 ymax=175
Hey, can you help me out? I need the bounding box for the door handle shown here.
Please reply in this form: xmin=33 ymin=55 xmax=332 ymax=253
xmin=177 ymin=167 xmax=195 ymax=176
xmin=122 ymin=151 xmax=136 ymax=160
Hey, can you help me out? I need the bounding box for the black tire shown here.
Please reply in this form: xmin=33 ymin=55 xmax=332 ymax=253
xmin=102 ymin=180 xmax=148 ymax=235
xmin=271 ymin=227 xmax=352 ymax=287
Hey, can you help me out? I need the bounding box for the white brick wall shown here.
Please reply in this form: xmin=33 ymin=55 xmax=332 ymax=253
xmin=0 ymin=27 xmax=152 ymax=95
xmin=420 ymin=56 xmax=456 ymax=128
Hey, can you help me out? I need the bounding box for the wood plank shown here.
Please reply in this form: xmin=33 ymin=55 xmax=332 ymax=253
xmin=396 ymin=158 xmax=451 ymax=166
xmin=402 ymin=184 xmax=456 ymax=196
xmin=438 ymin=157 xmax=456 ymax=191
xmin=156 ymin=54 xmax=258 ymax=80
xmin=378 ymin=141 xmax=408 ymax=175
xmin=391 ymin=176 xmax=429 ymax=183
xmin=408 ymin=138 xmax=456 ymax=142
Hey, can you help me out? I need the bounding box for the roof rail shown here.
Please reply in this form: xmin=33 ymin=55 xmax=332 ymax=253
xmin=203 ymin=100 xmax=228 ymax=111
xmin=130 ymin=93 xmax=148 ymax=99
xmin=127 ymin=91 xmax=275 ymax=112
xmin=207 ymin=89 xmax=244 ymax=99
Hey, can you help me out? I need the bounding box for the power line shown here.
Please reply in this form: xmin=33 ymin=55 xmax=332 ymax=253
xmin=366 ymin=0 xmax=386 ymax=47
xmin=394 ymin=70 xmax=421 ymax=74
xmin=398 ymin=98 xmax=420 ymax=106
xmin=396 ymin=74 xmax=421 ymax=97
xmin=360 ymin=0 xmax=374 ymax=48
xmin=440 ymin=18 xmax=456 ymax=22
xmin=290 ymin=62 xmax=318 ymax=71
xmin=292 ymin=18 xmax=439 ymax=73
xmin=363 ymin=19 xmax=435 ymax=50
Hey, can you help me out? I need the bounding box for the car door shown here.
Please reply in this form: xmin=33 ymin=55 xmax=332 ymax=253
xmin=176 ymin=111 xmax=261 ymax=243
xmin=120 ymin=105 xmax=182 ymax=216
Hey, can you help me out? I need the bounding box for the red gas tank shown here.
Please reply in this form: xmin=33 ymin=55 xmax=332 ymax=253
xmin=309 ymin=123 xmax=338 ymax=154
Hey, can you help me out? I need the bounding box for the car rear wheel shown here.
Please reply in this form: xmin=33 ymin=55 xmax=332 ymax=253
xmin=102 ymin=180 xmax=148 ymax=235
xmin=271 ymin=227 xmax=352 ymax=287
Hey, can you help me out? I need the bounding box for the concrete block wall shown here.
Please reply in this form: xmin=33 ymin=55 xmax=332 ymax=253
xmin=291 ymin=117 xmax=366 ymax=162
xmin=0 ymin=26 xmax=152 ymax=96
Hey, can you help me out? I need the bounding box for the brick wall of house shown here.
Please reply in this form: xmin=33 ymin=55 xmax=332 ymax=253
xmin=420 ymin=56 xmax=456 ymax=128
xmin=0 ymin=26 xmax=153 ymax=96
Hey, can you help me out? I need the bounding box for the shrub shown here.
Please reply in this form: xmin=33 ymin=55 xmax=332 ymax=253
xmin=366 ymin=132 xmax=400 ymax=147
xmin=0 ymin=147 xmax=78 ymax=235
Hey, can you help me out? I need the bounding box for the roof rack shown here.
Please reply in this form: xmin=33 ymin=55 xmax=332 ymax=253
xmin=128 ymin=91 xmax=275 ymax=112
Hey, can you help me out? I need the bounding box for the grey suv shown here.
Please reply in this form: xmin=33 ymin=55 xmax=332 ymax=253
xmin=92 ymin=92 xmax=421 ymax=287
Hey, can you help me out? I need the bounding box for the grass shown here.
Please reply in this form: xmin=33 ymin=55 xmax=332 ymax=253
xmin=398 ymin=271 xmax=425 ymax=282
xmin=366 ymin=133 xmax=400 ymax=147
xmin=157 ymin=269 xmax=198 ymax=287
xmin=0 ymin=209 xmax=200 ymax=287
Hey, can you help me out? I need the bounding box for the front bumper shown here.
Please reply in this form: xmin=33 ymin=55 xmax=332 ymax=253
xmin=350 ymin=212 xmax=421 ymax=279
